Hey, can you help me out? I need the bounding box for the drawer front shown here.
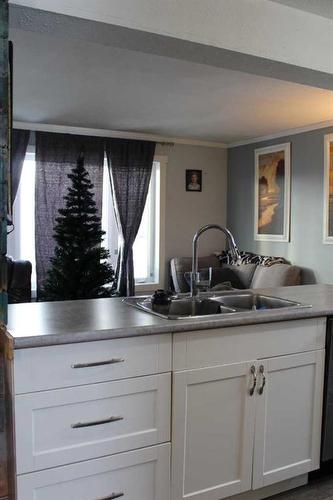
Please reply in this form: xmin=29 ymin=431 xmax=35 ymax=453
xmin=173 ymin=318 xmax=326 ymax=370
xmin=14 ymin=334 xmax=171 ymax=394
xmin=15 ymin=374 xmax=171 ymax=474
xmin=17 ymin=443 xmax=170 ymax=500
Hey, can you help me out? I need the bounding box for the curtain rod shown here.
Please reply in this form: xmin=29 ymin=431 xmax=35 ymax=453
xmin=13 ymin=121 xmax=227 ymax=149
xmin=157 ymin=141 xmax=175 ymax=146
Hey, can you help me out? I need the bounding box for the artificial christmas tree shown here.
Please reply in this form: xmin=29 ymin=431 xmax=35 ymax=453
xmin=42 ymin=155 xmax=114 ymax=301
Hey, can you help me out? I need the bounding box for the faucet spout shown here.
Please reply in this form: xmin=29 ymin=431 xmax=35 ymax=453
xmin=190 ymin=224 xmax=240 ymax=298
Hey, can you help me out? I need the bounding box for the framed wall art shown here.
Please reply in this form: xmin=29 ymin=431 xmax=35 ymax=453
xmin=254 ymin=143 xmax=291 ymax=242
xmin=186 ymin=169 xmax=202 ymax=192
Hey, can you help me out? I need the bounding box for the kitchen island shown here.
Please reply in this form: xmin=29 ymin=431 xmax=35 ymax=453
xmin=5 ymin=284 xmax=333 ymax=348
xmin=2 ymin=284 xmax=333 ymax=500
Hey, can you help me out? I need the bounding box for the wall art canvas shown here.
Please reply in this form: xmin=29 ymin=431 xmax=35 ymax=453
xmin=323 ymin=134 xmax=333 ymax=243
xmin=254 ymin=143 xmax=290 ymax=242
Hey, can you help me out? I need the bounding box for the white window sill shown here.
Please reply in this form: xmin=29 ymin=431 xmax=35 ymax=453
xmin=135 ymin=282 xmax=161 ymax=294
xmin=31 ymin=283 xmax=161 ymax=301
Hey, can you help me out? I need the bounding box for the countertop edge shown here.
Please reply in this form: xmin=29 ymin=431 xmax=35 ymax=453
xmin=7 ymin=306 xmax=331 ymax=349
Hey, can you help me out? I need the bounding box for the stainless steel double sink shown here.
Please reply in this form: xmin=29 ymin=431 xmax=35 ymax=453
xmin=124 ymin=291 xmax=310 ymax=320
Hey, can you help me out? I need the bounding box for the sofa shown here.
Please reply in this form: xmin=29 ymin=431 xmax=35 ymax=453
xmin=170 ymin=253 xmax=301 ymax=294
xmin=6 ymin=256 xmax=32 ymax=303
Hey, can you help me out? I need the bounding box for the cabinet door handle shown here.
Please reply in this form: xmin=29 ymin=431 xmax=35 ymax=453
xmin=96 ymin=493 xmax=124 ymax=500
xmin=71 ymin=415 xmax=124 ymax=429
xmin=71 ymin=358 xmax=125 ymax=369
xmin=258 ymin=365 xmax=266 ymax=395
xmin=249 ymin=365 xmax=257 ymax=396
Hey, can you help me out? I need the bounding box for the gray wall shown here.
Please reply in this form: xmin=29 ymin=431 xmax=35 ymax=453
xmin=156 ymin=143 xmax=227 ymax=285
xmin=227 ymin=126 xmax=333 ymax=284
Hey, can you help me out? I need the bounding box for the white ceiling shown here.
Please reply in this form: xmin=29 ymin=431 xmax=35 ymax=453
xmin=270 ymin=0 xmax=333 ymax=19
xmin=10 ymin=27 xmax=333 ymax=144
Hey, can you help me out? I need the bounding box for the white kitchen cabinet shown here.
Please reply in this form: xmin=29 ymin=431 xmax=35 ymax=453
xmin=172 ymin=361 xmax=257 ymax=500
xmin=252 ymin=350 xmax=325 ymax=489
xmin=17 ymin=443 xmax=170 ymax=500
xmin=172 ymin=350 xmax=325 ymax=500
xmin=5 ymin=317 xmax=326 ymax=500
xmin=172 ymin=318 xmax=326 ymax=371
xmin=14 ymin=333 xmax=172 ymax=394
xmin=15 ymin=373 xmax=171 ymax=473
xmin=10 ymin=334 xmax=172 ymax=500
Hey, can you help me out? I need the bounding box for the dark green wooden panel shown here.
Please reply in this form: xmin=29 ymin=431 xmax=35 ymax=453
xmin=0 ymin=0 xmax=8 ymax=325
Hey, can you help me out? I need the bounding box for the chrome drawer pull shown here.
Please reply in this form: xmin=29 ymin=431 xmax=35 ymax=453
xmin=71 ymin=358 xmax=125 ymax=369
xmin=96 ymin=493 xmax=124 ymax=500
xmin=249 ymin=365 xmax=257 ymax=396
xmin=258 ymin=365 xmax=266 ymax=395
xmin=71 ymin=415 xmax=124 ymax=429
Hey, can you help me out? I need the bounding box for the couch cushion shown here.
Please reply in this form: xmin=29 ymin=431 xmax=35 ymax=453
xmin=251 ymin=264 xmax=301 ymax=289
xmin=184 ymin=267 xmax=245 ymax=290
xmin=211 ymin=283 xmax=234 ymax=291
xmin=222 ymin=264 xmax=257 ymax=289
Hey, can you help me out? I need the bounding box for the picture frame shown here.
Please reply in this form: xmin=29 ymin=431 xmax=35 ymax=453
xmin=254 ymin=143 xmax=291 ymax=242
xmin=186 ymin=169 xmax=202 ymax=192
xmin=323 ymin=133 xmax=333 ymax=244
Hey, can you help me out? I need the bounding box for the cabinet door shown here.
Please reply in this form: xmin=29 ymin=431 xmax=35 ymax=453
xmin=172 ymin=361 xmax=256 ymax=500
xmin=253 ymin=350 xmax=325 ymax=489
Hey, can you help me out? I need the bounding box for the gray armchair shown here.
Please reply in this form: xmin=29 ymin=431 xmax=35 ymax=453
xmin=6 ymin=256 xmax=32 ymax=303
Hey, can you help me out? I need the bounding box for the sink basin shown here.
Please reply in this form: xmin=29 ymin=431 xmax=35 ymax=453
xmin=125 ymin=296 xmax=236 ymax=319
xmin=210 ymin=293 xmax=302 ymax=311
xmin=124 ymin=292 xmax=310 ymax=320
xmin=160 ymin=297 xmax=237 ymax=317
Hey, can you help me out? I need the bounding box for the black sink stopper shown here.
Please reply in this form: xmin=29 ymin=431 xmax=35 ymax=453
xmin=151 ymin=289 xmax=172 ymax=314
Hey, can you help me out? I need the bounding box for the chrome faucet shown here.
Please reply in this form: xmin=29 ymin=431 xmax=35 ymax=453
xmin=190 ymin=224 xmax=240 ymax=298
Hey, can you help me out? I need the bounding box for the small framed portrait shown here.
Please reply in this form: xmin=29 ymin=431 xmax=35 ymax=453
xmin=186 ymin=169 xmax=202 ymax=192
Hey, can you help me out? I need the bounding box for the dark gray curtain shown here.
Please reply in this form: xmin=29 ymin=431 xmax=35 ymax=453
xmin=105 ymin=138 xmax=156 ymax=297
xmin=11 ymin=129 xmax=30 ymax=201
xmin=35 ymin=132 xmax=104 ymax=299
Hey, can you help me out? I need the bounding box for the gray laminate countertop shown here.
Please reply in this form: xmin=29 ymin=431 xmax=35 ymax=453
xmin=5 ymin=284 xmax=333 ymax=349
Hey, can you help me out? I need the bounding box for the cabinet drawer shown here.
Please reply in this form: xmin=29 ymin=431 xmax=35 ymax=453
xmin=17 ymin=443 xmax=170 ymax=500
xmin=173 ymin=318 xmax=326 ymax=370
xmin=15 ymin=373 xmax=171 ymax=474
xmin=14 ymin=333 xmax=171 ymax=394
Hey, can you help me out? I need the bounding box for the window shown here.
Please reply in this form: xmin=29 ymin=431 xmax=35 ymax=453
xmin=7 ymin=150 xmax=163 ymax=291
xmin=134 ymin=161 xmax=161 ymax=284
xmin=7 ymin=148 xmax=36 ymax=291
xmin=101 ymin=159 xmax=161 ymax=284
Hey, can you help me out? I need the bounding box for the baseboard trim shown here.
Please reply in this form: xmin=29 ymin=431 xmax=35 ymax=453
xmin=226 ymin=474 xmax=308 ymax=499
xmin=0 ymin=474 xmax=309 ymax=500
